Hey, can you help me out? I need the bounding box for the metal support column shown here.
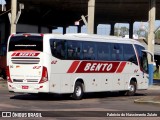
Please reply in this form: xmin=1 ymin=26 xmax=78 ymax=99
xmin=110 ymin=22 xmax=115 ymax=35
xmin=129 ymin=22 xmax=134 ymax=39
xmin=148 ymin=0 xmax=156 ymax=85
xmin=88 ymin=0 xmax=95 ymax=34
xmin=49 ymin=27 xmax=53 ymax=33
xmin=63 ymin=26 xmax=67 ymax=34
xmin=38 ymin=25 xmax=41 ymax=33
xmin=77 ymin=26 xmax=81 ymax=33
xmin=94 ymin=23 xmax=98 ymax=34
xmin=10 ymin=0 xmax=17 ymax=34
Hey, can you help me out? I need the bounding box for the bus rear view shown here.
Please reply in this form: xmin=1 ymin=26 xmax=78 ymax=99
xmin=7 ymin=34 xmax=49 ymax=93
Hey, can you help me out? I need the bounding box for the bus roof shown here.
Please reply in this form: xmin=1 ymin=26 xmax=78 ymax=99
xmin=11 ymin=33 xmax=144 ymax=47
xmin=52 ymin=33 xmax=143 ymax=46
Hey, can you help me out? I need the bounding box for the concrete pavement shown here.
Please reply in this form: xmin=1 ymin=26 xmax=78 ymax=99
xmin=134 ymin=83 xmax=160 ymax=105
xmin=0 ymin=77 xmax=7 ymax=90
xmin=1 ymin=78 xmax=160 ymax=105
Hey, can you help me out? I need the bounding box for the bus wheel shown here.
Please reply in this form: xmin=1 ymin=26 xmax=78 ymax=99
xmin=72 ymin=82 xmax=84 ymax=100
xmin=126 ymin=81 xmax=137 ymax=96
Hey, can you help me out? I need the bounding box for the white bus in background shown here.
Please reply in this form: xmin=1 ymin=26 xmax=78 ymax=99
xmin=7 ymin=33 xmax=149 ymax=100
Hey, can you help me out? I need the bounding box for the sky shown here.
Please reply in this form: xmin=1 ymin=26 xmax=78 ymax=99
xmin=0 ymin=0 xmax=6 ymax=5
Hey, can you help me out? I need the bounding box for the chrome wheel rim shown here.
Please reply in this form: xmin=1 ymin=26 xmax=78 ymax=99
xmin=75 ymin=86 xmax=82 ymax=97
xmin=129 ymin=85 xmax=135 ymax=92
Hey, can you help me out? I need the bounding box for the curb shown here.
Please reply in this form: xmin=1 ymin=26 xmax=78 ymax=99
xmin=134 ymin=99 xmax=160 ymax=105
xmin=134 ymin=96 xmax=160 ymax=105
xmin=135 ymin=83 xmax=160 ymax=105
xmin=148 ymin=85 xmax=160 ymax=90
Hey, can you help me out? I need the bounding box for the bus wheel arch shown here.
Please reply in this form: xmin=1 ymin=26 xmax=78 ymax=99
xmin=72 ymin=79 xmax=85 ymax=100
xmin=126 ymin=78 xmax=137 ymax=96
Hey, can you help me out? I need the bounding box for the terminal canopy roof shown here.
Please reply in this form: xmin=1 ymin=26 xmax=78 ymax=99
xmin=5 ymin=0 xmax=160 ymax=27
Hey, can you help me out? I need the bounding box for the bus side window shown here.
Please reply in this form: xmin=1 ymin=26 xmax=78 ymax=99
xmin=75 ymin=47 xmax=81 ymax=59
xmin=83 ymin=42 xmax=96 ymax=60
xmin=67 ymin=41 xmax=82 ymax=60
xmin=67 ymin=41 xmax=74 ymax=59
xmin=97 ymin=43 xmax=110 ymax=60
xmin=50 ymin=39 xmax=66 ymax=59
xmin=123 ymin=44 xmax=137 ymax=65
xmin=142 ymin=52 xmax=148 ymax=73
xmin=111 ymin=44 xmax=123 ymax=61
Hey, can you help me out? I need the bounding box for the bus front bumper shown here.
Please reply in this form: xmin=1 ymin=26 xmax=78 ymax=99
xmin=7 ymin=82 xmax=49 ymax=93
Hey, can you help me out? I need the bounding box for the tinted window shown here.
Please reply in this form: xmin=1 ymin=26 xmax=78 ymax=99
xmin=67 ymin=41 xmax=82 ymax=60
xmin=123 ymin=44 xmax=137 ymax=65
xmin=111 ymin=43 xmax=123 ymax=61
xmin=50 ymin=39 xmax=66 ymax=59
xmin=135 ymin=45 xmax=145 ymax=62
xmin=142 ymin=52 xmax=148 ymax=73
xmin=135 ymin=45 xmax=148 ymax=72
xmin=9 ymin=36 xmax=43 ymax=51
xmin=82 ymin=42 xmax=96 ymax=60
xmin=49 ymin=38 xmax=141 ymax=65
xmin=97 ymin=43 xmax=110 ymax=60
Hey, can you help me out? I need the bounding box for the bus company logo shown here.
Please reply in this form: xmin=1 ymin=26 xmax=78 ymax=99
xmin=11 ymin=52 xmax=40 ymax=56
xmin=76 ymin=61 xmax=119 ymax=73
xmin=68 ymin=61 xmax=126 ymax=73
xmin=84 ymin=63 xmax=113 ymax=71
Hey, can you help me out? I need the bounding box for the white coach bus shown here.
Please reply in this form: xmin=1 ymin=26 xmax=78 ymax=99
xmin=7 ymin=33 xmax=149 ymax=100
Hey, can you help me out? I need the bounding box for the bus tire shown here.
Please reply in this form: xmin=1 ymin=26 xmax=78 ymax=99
xmin=126 ymin=81 xmax=137 ymax=96
xmin=72 ymin=82 xmax=84 ymax=100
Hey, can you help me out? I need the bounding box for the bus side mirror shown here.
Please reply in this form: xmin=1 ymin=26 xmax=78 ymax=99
xmin=142 ymin=50 xmax=154 ymax=62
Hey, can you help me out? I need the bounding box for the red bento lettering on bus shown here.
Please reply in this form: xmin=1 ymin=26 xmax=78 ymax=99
xmin=75 ymin=61 xmax=120 ymax=73
xmin=11 ymin=52 xmax=40 ymax=56
xmin=84 ymin=63 xmax=113 ymax=71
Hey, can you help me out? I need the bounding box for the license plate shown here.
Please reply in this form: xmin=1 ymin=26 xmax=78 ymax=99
xmin=22 ymin=86 xmax=29 ymax=89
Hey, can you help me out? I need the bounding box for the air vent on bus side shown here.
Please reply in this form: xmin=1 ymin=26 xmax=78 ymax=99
xmin=11 ymin=57 xmax=40 ymax=64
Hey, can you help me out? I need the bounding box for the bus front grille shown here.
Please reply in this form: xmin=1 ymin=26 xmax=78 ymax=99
xmin=13 ymin=79 xmax=23 ymax=82
xmin=11 ymin=57 xmax=40 ymax=64
xmin=13 ymin=79 xmax=39 ymax=83
xmin=27 ymin=79 xmax=39 ymax=82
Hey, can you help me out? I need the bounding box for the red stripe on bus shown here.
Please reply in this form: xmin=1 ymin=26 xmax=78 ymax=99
xmin=67 ymin=61 xmax=80 ymax=73
xmin=116 ymin=62 xmax=126 ymax=73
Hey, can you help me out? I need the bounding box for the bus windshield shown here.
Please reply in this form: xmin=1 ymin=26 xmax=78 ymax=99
xmin=135 ymin=45 xmax=148 ymax=73
xmin=141 ymin=52 xmax=148 ymax=73
xmin=8 ymin=36 xmax=43 ymax=52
